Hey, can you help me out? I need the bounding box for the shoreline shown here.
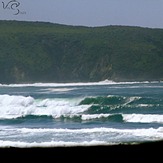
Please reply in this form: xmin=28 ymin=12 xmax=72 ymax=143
xmin=1 ymin=140 xmax=163 ymax=162
xmin=0 ymin=80 xmax=162 ymax=87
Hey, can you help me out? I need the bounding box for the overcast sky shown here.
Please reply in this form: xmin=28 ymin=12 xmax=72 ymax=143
xmin=0 ymin=0 xmax=163 ymax=28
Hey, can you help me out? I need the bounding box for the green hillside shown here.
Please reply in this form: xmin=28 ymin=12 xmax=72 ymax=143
xmin=0 ymin=20 xmax=163 ymax=83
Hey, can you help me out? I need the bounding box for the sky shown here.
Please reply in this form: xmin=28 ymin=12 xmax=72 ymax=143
xmin=0 ymin=0 xmax=163 ymax=28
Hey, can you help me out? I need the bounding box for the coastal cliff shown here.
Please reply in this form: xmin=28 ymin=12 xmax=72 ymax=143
xmin=0 ymin=20 xmax=163 ymax=83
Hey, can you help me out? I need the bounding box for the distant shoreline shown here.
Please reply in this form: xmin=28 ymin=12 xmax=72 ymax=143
xmin=0 ymin=80 xmax=162 ymax=87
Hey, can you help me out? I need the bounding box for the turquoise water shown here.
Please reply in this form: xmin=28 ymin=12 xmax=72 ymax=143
xmin=0 ymin=81 xmax=163 ymax=147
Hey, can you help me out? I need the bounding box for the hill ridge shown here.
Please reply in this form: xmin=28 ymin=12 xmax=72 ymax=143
xmin=0 ymin=20 xmax=163 ymax=83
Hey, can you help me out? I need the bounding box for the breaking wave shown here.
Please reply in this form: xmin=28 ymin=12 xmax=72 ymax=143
xmin=0 ymin=94 xmax=163 ymax=124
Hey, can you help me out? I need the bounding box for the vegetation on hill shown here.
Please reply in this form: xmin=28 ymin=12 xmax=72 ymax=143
xmin=0 ymin=20 xmax=163 ymax=83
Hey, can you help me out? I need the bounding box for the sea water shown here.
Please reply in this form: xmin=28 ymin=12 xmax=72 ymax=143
xmin=0 ymin=81 xmax=163 ymax=147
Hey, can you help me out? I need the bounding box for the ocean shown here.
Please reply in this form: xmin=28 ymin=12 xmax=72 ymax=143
xmin=0 ymin=80 xmax=163 ymax=148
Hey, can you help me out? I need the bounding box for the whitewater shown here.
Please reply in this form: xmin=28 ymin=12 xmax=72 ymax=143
xmin=0 ymin=81 xmax=163 ymax=147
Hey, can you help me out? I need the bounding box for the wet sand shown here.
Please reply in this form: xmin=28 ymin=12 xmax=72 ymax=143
xmin=0 ymin=140 xmax=162 ymax=162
